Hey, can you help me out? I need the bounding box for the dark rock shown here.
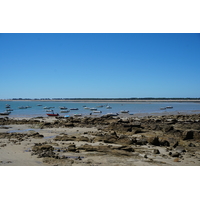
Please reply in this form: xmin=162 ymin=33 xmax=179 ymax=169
xmin=79 ymin=144 xmax=97 ymax=151
xmin=27 ymin=131 xmax=44 ymax=138
xmin=135 ymin=138 xmax=148 ymax=145
xmin=65 ymin=123 xmax=74 ymax=127
xmin=31 ymin=144 xmax=55 ymax=158
xmin=131 ymin=122 xmax=141 ymax=128
xmin=32 ymin=144 xmax=54 ymax=151
xmin=163 ymin=125 xmax=174 ymax=133
xmin=153 ymin=149 xmax=160 ymax=154
xmin=148 ymin=136 xmax=160 ymax=146
xmin=144 ymin=154 xmax=148 ymax=158
xmin=173 ymin=141 xmax=179 ymax=148
xmin=183 ymin=130 xmax=194 ymax=140
xmin=119 ymin=146 xmax=134 ymax=152
xmin=54 ymin=135 xmax=76 ymax=141
xmin=171 ymin=152 xmax=180 ymax=157
xmin=160 ymin=140 xmax=170 ymax=147
xmin=132 ymin=128 xmax=142 ymax=134
xmin=76 ymin=136 xmax=90 ymax=142
xmin=115 ymin=135 xmax=133 ymax=145
xmin=68 ymin=144 xmax=77 ymax=152
xmin=188 ymin=143 xmax=196 ymax=147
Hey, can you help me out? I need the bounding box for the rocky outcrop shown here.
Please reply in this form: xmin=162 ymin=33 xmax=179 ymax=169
xmin=54 ymin=135 xmax=91 ymax=142
xmin=31 ymin=143 xmax=55 ymax=158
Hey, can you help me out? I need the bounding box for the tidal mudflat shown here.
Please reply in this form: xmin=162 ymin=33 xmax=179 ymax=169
xmin=1 ymin=113 xmax=200 ymax=166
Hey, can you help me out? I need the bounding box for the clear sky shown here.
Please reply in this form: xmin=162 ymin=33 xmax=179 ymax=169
xmin=1 ymin=33 xmax=200 ymax=99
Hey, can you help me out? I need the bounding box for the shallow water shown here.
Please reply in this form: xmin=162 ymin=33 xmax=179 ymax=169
xmin=1 ymin=100 xmax=200 ymax=118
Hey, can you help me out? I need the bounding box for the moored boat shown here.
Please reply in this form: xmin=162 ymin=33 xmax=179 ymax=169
xmin=6 ymin=108 xmax=13 ymax=111
xmin=166 ymin=106 xmax=173 ymax=109
xmin=60 ymin=110 xmax=70 ymax=113
xmin=90 ymin=108 xmax=97 ymax=111
xmin=46 ymin=110 xmax=53 ymax=112
xmin=19 ymin=106 xmax=27 ymax=109
xmin=93 ymin=111 xmax=102 ymax=113
xmin=74 ymin=113 xmax=82 ymax=117
xmin=0 ymin=111 xmax=11 ymax=115
xmin=47 ymin=113 xmax=59 ymax=116
xmin=43 ymin=107 xmax=51 ymax=109
xmin=60 ymin=107 xmax=67 ymax=110
xmin=120 ymin=110 xmax=129 ymax=113
xmin=105 ymin=113 xmax=118 ymax=116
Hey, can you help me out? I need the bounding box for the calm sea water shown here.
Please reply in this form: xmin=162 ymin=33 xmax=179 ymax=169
xmin=1 ymin=101 xmax=200 ymax=118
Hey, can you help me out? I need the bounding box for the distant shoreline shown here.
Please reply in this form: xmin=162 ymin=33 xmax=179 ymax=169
xmin=1 ymin=99 xmax=200 ymax=103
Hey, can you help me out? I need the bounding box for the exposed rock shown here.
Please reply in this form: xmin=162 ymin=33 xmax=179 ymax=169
xmin=183 ymin=130 xmax=194 ymax=140
xmin=160 ymin=140 xmax=170 ymax=147
xmin=188 ymin=143 xmax=196 ymax=147
xmin=67 ymin=144 xmax=77 ymax=152
xmin=163 ymin=125 xmax=174 ymax=133
xmin=175 ymin=146 xmax=186 ymax=153
xmin=148 ymin=136 xmax=160 ymax=146
xmin=31 ymin=143 xmax=55 ymax=158
xmin=171 ymin=152 xmax=180 ymax=157
xmin=135 ymin=138 xmax=148 ymax=145
xmin=115 ymin=135 xmax=133 ymax=145
xmin=153 ymin=149 xmax=160 ymax=154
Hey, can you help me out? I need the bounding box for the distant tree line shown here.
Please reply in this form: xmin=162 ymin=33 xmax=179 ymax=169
xmin=10 ymin=97 xmax=200 ymax=100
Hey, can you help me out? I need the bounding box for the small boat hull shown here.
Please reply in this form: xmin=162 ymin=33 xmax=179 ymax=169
xmin=0 ymin=111 xmax=11 ymax=115
xmin=47 ymin=113 xmax=59 ymax=116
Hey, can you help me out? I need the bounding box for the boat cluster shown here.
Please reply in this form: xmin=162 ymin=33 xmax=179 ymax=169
xmin=0 ymin=104 xmax=12 ymax=115
xmin=0 ymin=104 xmax=33 ymax=115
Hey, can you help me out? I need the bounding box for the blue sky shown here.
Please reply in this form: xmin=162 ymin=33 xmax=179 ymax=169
xmin=1 ymin=33 xmax=200 ymax=99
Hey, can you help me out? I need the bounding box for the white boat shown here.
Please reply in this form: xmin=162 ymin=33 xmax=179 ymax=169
xmin=106 ymin=106 xmax=112 ymax=109
xmin=96 ymin=105 xmax=103 ymax=108
xmin=19 ymin=106 xmax=27 ymax=109
xmin=26 ymin=106 xmax=31 ymax=108
xmin=43 ymin=107 xmax=51 ymax=109
xmin=60 ymin=110 xmax=70 ymax=113
xmin=46 ymin=110 xmax=53 ymax=112
xmin=84 ymin=107 xmax=90 ymax=109
xmin=60 ymin=107 xmax=67 ymax=110
xmin=5 ymin=104 xmax=10 ymax=108
xmin=93 ymin=111 xmax=102 ymax=113
xmin=74 ymin=113 xmax=82 ymax=117
xmin=120 ymin=110 xmax=129 ymax=113
xmin=166 ymin=106 xmax=173 ymax=109
xmin=6 ymin=109 xmax=13 ymax=111
xmin=0 ymin=111 xmax=11 ymax=115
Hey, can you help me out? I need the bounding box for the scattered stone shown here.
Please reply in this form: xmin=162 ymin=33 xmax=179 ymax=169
xmin=188 ymin=143 xmax=196 ymax=147
xmin=153 ymin=149 xmax=160 ymax=154
xmin=171 ymin=152 xmax=180 ymax=157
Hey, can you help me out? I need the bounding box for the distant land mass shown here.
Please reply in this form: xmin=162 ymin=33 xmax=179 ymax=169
xmin=1 ymin=98 xmax=200 ymax=102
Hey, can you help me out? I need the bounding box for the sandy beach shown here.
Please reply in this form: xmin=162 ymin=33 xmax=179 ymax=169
xmin=1 ymin=113 xmax=200 ymax=166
